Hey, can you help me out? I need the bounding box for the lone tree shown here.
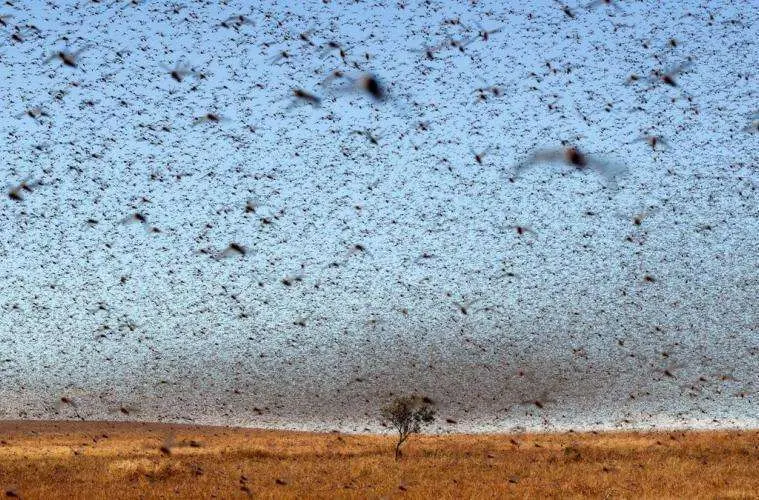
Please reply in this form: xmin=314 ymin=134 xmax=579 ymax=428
xmin=381 ymin=395 xmax=436 ymax=460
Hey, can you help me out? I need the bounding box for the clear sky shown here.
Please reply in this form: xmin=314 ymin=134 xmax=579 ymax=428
xmin=0 ymin=0 xmax=757 ymax=431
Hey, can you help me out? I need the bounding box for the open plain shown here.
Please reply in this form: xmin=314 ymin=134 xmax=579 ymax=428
xmin=1 ymin=421 xmax=757 ymax=498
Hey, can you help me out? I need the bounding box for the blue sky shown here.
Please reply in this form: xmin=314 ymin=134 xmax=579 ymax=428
xmin=0 ymin=0 xmax=757 ymax=431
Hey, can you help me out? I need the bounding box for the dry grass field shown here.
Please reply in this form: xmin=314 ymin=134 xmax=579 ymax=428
xmin=1 ymin=421 xmax=758 ymax=499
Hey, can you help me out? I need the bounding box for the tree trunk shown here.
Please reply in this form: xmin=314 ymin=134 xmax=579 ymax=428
xmin=395 ymin=433 xmax=407 ymax=460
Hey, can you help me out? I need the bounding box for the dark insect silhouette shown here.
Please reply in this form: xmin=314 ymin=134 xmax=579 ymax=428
xmin=121 ymin=212 xmax=148 ymax=225
xmin=471 ymin=146 xmax=492 ymax=165
xmin=631 ymin=134 xmax=668 ymax=151
xmin=290 ymin=88 xmax=322 ymax=108
xmin=299 ymin=30 xmax=315 ymax=46
xmin=56 ymin=396 xmax=84 ymax=420
xmin=159 ymin=434 xmax=174 ymax=455
xmin=506 ymin=225 xmax=537 ymax=237
xmin=514 ymin=146 xmax=627 ymax=182
xmin=215 ymin=243 xmax=247 ymax=259
xmin=649 ymin=59 xmax=693 ymax=87
xmin=475 ymin=85 xmax=504 ymax=102
xmin=7 ymin=178 xmax=42 ymax=201
xmin=555 ymin=0 xmax=575 ymax=18
xmin=281 ymin=273 xmax=304 ymax=286
xmin=193 ymin=113 xmax=226 ymax=125
xmin=446 ymin=36 xmax=475 ymax=53
xmin=320 ymin=69 xmax=345 ymax=86
xmin=452 ymin=297 xmax=489 ymax=316
xmin=412 ymin=43 xmax=442 ymax=60
xmin=16 ymin=107 xmax=50 ymax=121
xmin=160 ymin=60 xmax=196 ymax=82
xmin=475 ymin=23 xmax=502 ymax=42
xmin=321 ymin=41 xmax=349 ymax=61
xmin=321 ymin=72 xmax=386 ymax=101
xmin=354 ymin=130 xmax=380 ymax=145
xmin=220 ymin=14 xmax=255 ymax=30
xmin=354 ymin=74 xmax=386 ymax=101
xmin=44 ymin=46 xmax=89 ymax=68
xmin=270 ymin=50 xmax=291 ymax=64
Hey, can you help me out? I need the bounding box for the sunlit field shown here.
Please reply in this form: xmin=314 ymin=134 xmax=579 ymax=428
xmin=1 ymin=421 xmax=757 ymax=498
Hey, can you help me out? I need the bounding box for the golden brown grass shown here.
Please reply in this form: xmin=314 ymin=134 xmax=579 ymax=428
xmin=1 ymin=421 xmax=757 ymax=499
